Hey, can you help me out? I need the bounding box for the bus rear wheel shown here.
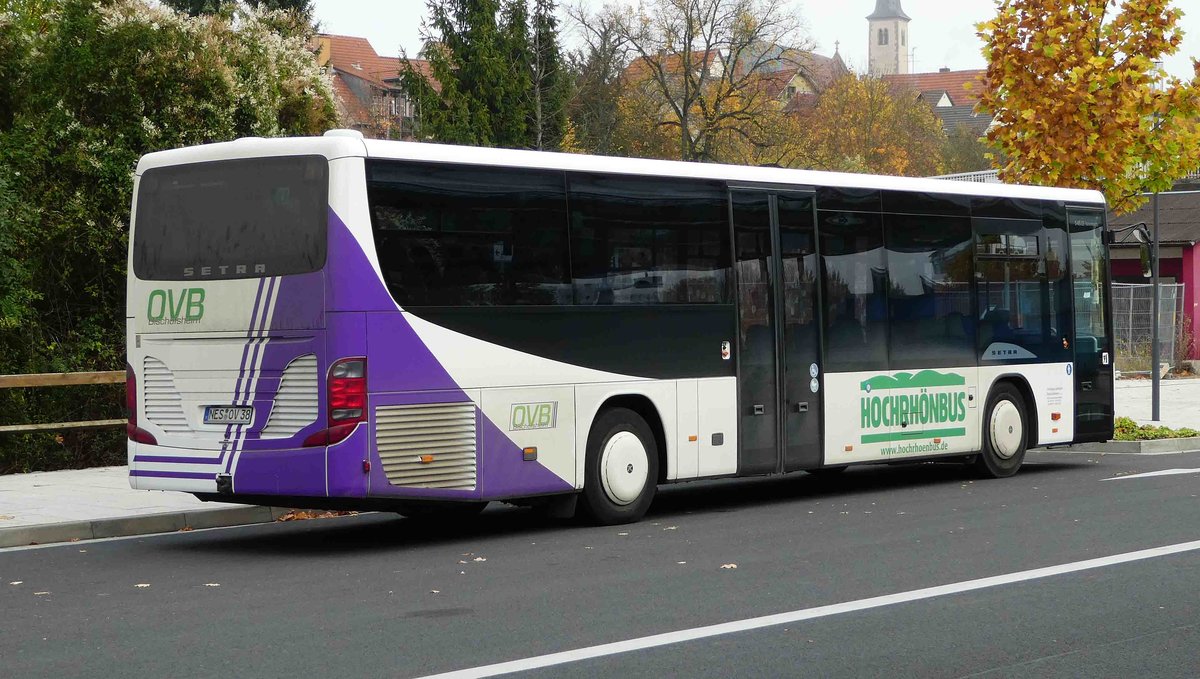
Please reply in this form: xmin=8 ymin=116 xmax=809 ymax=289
xmin=975 ymin=384 xmax=1027 ymax=478
xmin=580 ymin=407 xmax=659 ymax=525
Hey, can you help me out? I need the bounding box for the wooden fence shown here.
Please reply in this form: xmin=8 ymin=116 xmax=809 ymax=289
xmin=0 ymin=371 xmax=125 ymax=434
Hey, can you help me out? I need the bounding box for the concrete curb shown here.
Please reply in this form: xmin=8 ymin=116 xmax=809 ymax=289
xmin=0 ymin=505 xmax=293 ymax=549
xmin=1037 ymin=437 xmax=1200 ymax=456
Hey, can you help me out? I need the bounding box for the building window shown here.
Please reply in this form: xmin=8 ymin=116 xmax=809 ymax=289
xmin=786 ymin=85 xmax=796 ymax=98
xmin=879 ymin=28 xmax=889 ymax=46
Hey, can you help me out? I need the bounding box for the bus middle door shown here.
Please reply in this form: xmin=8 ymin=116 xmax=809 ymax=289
xmin=732 ymin=189 xmax=823 ymax=475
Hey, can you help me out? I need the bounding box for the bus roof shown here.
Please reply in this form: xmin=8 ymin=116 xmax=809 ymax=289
xmin=137 ymin=133 xmax=1107 ymax=207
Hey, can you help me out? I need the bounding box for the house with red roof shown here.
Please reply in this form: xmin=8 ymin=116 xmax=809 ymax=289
xmin=315 ymin=34 xmax=433 ymax=139
xmin=883 ymin=68 xmax=992 ymax=134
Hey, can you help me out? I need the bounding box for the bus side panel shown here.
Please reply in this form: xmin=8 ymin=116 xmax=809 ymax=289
xmin=697 ymin=377 xmax=737 ymax=477
xmin=480 ymin=386 xmax=577 ymax=493
xmin=675 ymin=380 xmax=699 ymax=480
xmin=325 ymin=202 xmax=577 ymax=501
xmin=978 ymin=363 xmax=1074 ymax=446
xmin=824 ymin=367 xmax=981 ymax=465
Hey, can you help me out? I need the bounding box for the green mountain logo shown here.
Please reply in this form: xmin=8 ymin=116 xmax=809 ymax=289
xmin=860 ymin=370 xmax=966 ymax=392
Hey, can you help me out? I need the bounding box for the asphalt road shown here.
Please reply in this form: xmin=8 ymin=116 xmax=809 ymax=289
xmin=3 ymin=450 xmax=1199 ymax=679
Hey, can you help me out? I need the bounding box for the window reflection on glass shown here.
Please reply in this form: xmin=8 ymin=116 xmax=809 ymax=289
xmin=568 ymin=174 xmax=730 ymax=305
xmin=367 ymin=161 xmax=570 ymax=306
xmin=821 ymin=211 xmax=888 ymax=372
xmin=1070 ymin=211 xmax=1108 ymax=346
xmin=974 ymin=217 xmax=1053 ymax=360
xmin=886 ymin=214 xmax=974 ymax=368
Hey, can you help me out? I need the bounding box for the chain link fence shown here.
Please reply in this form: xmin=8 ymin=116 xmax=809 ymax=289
xmin=1112 ymin=283 xmax=1186 ymax=373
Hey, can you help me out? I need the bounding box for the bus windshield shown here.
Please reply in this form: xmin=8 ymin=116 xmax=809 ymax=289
xmin=133 ymin=155 xmax=328 ymax=281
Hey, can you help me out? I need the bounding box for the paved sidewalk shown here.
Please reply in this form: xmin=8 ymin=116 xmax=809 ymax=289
xmin=0 ymin=466 xmax=284 ymax=548
xmin=1115 ymin=377 xmax=1200 ymax=430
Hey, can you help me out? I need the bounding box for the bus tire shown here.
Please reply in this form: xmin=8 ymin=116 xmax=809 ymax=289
xmin=580 ymin=407 xmax=659 ymax=525
xmin=975 ymin=384 xmax=1027 ymax=478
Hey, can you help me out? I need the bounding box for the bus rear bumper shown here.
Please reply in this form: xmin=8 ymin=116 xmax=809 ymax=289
xmin=128 ymin=441 xmax=338 ymax=498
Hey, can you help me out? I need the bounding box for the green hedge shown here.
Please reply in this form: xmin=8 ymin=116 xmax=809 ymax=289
xmin=0 ymin=0 xmax=335 ymax=473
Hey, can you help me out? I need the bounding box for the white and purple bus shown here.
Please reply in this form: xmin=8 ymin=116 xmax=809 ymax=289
xmin=126 ymin=131 xmax=1115 ymax=524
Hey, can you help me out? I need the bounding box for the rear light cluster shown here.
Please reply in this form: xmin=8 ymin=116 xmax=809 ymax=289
xmin=125 ymin=363 xmax=157 ymax=445
xmin=303 ymin=357 xmax=367 ymax=447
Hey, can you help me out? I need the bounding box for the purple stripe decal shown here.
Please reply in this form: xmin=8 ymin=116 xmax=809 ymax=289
xmin=225 ymin=277 xmax=270 ymax=447
xmin=227 ymin=276 xmax=279 ymax=475
xmin=134 ymin=455 xmax=226 ymax=465
xmin=130 ymin=470 xmax=215 ymax=480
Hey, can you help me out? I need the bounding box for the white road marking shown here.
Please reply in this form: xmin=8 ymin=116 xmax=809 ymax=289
xmin=1103 ymin=469 xmax=1200 ymax=481
xmin=416 ymin=539 xmax=1200 ymax=679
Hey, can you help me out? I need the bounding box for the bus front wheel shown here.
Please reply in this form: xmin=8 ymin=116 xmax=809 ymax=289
xmin=975 ymin=384 xmax=1028 ymax=478
xmin=580 ymin=407 xmax=659 ymax=525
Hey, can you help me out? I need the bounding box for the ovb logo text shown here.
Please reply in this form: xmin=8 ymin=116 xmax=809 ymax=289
xmin=510 ymin=402 xmax=558 ymax=431
xmin=147 ymin=288 xmax=205 ymax=325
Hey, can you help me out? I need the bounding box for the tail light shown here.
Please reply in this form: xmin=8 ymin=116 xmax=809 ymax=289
xmin=303 ymin=357 xmax=366 ymax=447
xmin=125 ymin=363 xmax=157 ymax=445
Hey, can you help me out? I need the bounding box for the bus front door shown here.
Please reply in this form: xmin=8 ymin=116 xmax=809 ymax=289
xmin=1069 ymin=208 xmax=1115 ymax=442
xmin=732 ymin=189 xmax=823 ymax=476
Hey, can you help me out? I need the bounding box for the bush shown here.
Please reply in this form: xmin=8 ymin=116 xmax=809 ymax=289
xmin=1113 ymin=416 xmax=1200 ymax=441
xmin=0 ymin=0 xmax=336 ymax=473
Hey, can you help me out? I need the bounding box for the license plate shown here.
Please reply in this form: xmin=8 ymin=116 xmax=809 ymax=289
xmin=204 ymin=406 xmax=253 ymax=425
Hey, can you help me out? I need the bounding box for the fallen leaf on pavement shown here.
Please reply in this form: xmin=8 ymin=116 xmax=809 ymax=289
xmin=472 ymin=557 xmax=487 ymax=562
xmin=720 ymin=563 xmax=738 ymax=570
xmin=34 ymin=591 xmax=49 ymax=595
xmin=203 ymin=583 xmax=220 ymax=587
xmin=135 ymin=584 xmax=150 ymax=589
xmin=9 ymin=581 xmax=22 ymax=586
xmin=276 ymin=509 xmax=358 ymax=522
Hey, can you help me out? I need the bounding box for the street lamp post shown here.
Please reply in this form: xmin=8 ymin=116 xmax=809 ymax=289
xmin=1151 ymin=192 xmax=1161 ymax=421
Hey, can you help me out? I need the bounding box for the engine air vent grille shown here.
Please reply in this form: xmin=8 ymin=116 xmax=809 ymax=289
xmin=376 ymin=402 xmax=477 ymax=490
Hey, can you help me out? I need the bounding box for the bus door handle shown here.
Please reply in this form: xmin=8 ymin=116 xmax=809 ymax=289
xmin=794 ymin=402 xmax=809 ymax=413
xmin=753 ymin=404 xmax=765 ymax=416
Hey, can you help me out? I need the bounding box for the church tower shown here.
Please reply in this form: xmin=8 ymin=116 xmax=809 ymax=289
xmin=867 ymin=0 xmax=910 ymax=75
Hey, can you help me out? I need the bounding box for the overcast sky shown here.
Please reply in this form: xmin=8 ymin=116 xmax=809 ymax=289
xmin=311 ymin=0 xmax=1199 ymax=79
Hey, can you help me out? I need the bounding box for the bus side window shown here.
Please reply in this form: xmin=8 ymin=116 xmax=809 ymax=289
xmin=973 ymin=205 xmax=1061 ymax=363
xmin=566 ymin=173 xmax=730 ymax=306
xmin=884 ymin=213 xmax=974 ymax=369
xmin=819 ymin=210 xmax=888 ymax=373
xmin=365 ymin=161 xmax=570 ymax=307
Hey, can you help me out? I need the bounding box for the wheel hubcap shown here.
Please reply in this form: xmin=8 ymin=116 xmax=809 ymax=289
xmin=990 ymin=400 xmax=1023 ymax=459
xmin=600 ymin=432 xmax=648 ymax=506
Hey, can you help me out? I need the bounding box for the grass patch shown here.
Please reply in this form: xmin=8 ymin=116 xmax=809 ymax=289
xmin=1114 ymin=416 xmax=1200 ymax=441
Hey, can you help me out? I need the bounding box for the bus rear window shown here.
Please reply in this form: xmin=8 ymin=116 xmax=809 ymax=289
xmin=133 ymin=156 xmax=328 ymax=281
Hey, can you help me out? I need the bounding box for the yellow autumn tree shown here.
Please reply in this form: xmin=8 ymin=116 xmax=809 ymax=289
xmin=797 ymin=73 xmax=947 ymax=176
xmin=611 ymin=82 xmax=678 ymax=159
xmin=977 ymin=0 xmax=1200 ymax=214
